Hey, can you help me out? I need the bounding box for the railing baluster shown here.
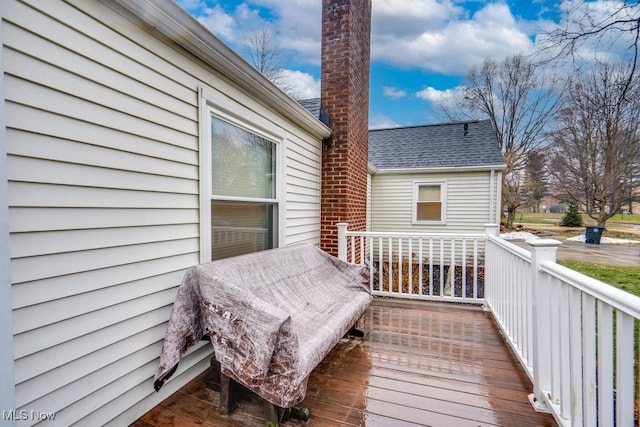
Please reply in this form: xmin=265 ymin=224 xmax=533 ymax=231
xmin=369 ymin=236 xmax=374 ymax=291
xmin=388 ymin=237 xmax=393 ymax=294
xmin=408 ymin=238 xmax=413 ymax=295
xmin=439 ymin=238 xmax=444 ymax=297
xmin=418 ymin=238 xmax=423 ymax=296
xmin=462 ymin=239 xmax=467 ymax=298
xmin=429 ymin=239 xmax=433 ymax=296
xmin=550 ymin=277 xmax=561 ymax=404
xmin=569 ymin=286 xmax=583 ymax=425
xmin=398 ymin=237 xmax=403 ymax=294
xmin=350 ymin=235 xmax=355 ymax=264
xmin=473 ymin=239 xmax=478 ymax=299
xmin=582 ymin=294 xmax=597 ymax=426
xmin=559 ymin=283 xmax=571 ymax=420
xmin=450 ymin=239 xmax=455 ymax=297
xmin=597 ymin=301 xmax=614 ymax=427
xmin=378 ymin=237 xmax=383 ymax=292
xmin=616 ymin=310 xmax=635 ymax=426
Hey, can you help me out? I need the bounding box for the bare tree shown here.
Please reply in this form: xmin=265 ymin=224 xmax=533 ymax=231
xmin=241 ymin=23 xmax=293 ymax=94
xmin=540 ymin=1 xmax=640 ymax=90
xmin=441 ymin=54 xmax=559 ymax=228
xmin=547 ymin=60 xmax=640 ymax=227
xmin=523 ymin=149 xmax=549 ymax=213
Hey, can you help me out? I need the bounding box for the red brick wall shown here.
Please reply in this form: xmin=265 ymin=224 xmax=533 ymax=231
xmin=320 ymin=0 xmax=371 ymax=255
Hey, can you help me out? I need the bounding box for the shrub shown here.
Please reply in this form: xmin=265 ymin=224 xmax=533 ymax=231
xmin=561 ymin=204 xmax=583 ymax=227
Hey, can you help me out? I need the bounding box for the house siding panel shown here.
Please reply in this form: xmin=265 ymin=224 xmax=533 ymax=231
xmin=371 ymin=171 xmax=494 ymax=234
xmin=284 ymin=133 xmax=322 ymax=246
xmin=370 ymin=171 xmax=496 ymax=264
xmin=3 ymin=0 xmax=325 ymax=425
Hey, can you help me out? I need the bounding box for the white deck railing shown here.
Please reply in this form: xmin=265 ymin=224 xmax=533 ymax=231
xmin=338 ymin=223 xmax=640 ymax=427
xmin=337 ymin=223 xmax=492 ymax=304
xmin=485 ymin=234 xmax=640 ymax=427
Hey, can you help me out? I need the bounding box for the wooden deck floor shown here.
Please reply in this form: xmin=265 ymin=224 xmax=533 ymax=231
xmin=133 ymin=299 xmax=556 ymax=426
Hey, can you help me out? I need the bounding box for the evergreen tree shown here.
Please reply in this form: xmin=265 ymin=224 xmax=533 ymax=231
xmin=561 ymin=204 xmax=583 ymax=227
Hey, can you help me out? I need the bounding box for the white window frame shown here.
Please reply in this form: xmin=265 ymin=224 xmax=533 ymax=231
xmin=412 ymin=179 xmax=447 ymax=225
xmin=199 ymin=87 xmax=285 ymax=263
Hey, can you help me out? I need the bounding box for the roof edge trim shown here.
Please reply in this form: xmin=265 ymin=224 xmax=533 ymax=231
xmin=370 ymin=164 xmax=507 ymax=175
xmin=103 ymin=0 xmax=331 ymax=139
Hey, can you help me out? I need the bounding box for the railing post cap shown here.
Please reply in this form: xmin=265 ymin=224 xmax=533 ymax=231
xmin=527 ymin=239 xmax=562 ymax=248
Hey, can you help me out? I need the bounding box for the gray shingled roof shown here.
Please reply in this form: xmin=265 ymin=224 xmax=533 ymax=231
xmin=297 ymin=98 xmax=330 ymax=127
xmin=368 ymin=120 xmax=505 ymax=170
xmin=297 ymin=99 xmax=505 ymax=170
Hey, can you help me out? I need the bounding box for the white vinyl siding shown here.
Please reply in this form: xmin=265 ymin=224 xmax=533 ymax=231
xmin=3 ymin=0 xmax=324 ymax=426
xmin=371 ymin=171 xmax=498 ymax=234
xmin=0 ymin=12 xmax=15 ymax=416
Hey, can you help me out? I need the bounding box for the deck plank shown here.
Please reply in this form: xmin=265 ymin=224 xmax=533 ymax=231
xmin=134 ymin=299 xmax=556 ymax=426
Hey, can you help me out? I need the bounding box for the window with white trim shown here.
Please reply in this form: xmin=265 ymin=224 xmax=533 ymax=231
xmin=209 ymin=115 xmax=278 ymax=260
xmin=413 ymin=181 xmax=446 ymax=223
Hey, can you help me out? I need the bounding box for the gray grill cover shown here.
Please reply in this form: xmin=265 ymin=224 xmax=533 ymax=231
xmin=154 ymin=243 xmax=371 ymax=408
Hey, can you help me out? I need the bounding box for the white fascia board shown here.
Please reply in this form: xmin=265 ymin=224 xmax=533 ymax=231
xmin=373 ymin=164 xmax=507 ymax=175
xmin=104 ymin=0 xmax=331 ymax=140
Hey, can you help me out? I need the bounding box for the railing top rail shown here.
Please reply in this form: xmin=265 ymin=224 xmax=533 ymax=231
xmin=487 ymin=234 xmax=531 ymax=262
xmin=540 ymin=259 xmax=640 ymax=319
xmin=344 ymin=230 xmax=486 ymax=239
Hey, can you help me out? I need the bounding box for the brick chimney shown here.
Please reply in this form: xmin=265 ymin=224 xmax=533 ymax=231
xmin=320 ymin=0 xmax=371 ymax=255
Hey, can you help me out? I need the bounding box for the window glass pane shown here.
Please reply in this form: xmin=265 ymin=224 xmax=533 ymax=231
xmin=211 ymin=117 xmax=276 ymax=199
xmin=211 ymin=201 xmax=275 ymax=260
xmin=417 ymin=202 xmax=442 ymax=221
xmin=418 ymin=185 xmax=440 ymax=202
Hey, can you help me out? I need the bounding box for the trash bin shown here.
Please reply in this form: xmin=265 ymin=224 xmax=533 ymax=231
xmin=585 ymin=226 xmax=604 ymax=244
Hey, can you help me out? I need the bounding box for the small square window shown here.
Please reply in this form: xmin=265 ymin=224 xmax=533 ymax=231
xmin=414 ymin=182 xmax=445 ymax=223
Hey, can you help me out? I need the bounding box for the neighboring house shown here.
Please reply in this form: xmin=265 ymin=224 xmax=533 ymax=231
xmin=368 ymin=120 xmax=506 ymax=234
xmin=539 ymin=195 xmax=565 ymax=214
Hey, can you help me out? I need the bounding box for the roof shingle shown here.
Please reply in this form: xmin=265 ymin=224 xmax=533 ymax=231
xmin=368 ymin=120 xmax=505 ymax=170
xmin=297 ymin=99 xmax=505 ymax=170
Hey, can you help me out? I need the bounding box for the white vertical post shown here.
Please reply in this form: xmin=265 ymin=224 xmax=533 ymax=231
xmin=528 ymin=239 xmax=562 ymax=413
xmin=484 ymin=223 xmax=499 ymax=237
xmin=337 ymin=222 xmax=348 ymax=261
xmin=482 ymin=224 xmax=499 ymax=310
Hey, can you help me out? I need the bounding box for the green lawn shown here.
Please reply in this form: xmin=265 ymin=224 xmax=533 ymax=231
xmin=516 ymin=212 xmax=640 ymax=226
xmin=557 ymin=260 xmax=640 ymax=296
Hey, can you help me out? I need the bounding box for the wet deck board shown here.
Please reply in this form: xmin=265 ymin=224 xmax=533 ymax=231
xmin=133 ymin=299 xmax=556 ymax=426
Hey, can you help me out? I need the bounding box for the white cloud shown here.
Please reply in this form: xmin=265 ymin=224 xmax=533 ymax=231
xmin=373 ymin=0 xmax=461 ymax=36
xmin=372 ymin=2 xmax=533 ymax=75
xmin=247 ymin=0 xmax=322 ymax=64
xmin=279 ymin=69 xmax=320 ymax=99
xmin=181 ymin=1 xmax=537 ymax=76
xmin=196 ymin=4 xmax=238 ymax=42
xmin=415 ymin=85 xmax=465 ymax=103
xmin=369 ymin=113 xmax=401 ymax=129
xmin=383 ymin=86 xmax=407 ymax=99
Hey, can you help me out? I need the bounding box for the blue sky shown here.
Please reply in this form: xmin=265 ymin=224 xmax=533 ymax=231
xmin=175 ymin=0 xmax=625 ymax=129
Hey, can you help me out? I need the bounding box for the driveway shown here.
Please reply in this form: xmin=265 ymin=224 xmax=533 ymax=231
xmin=511 ymin=240 xmax=640 ymax=267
